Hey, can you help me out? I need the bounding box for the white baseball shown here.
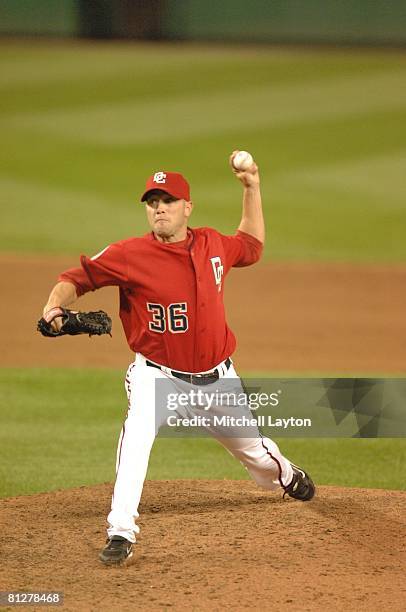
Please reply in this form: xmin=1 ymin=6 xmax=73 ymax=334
xmin=232 ymin=150 xmax=254 ymax=171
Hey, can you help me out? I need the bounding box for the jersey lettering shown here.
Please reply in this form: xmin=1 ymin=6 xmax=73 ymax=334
xmin=147 ymin=303 xmax=166 ymax=333
xmin=168 ymin=303 xmax=188 ymax=333
xmin=147 ymin=302 xmax=188 ymax=334
xmin=210 ymin=256 xmax=224 ymax=292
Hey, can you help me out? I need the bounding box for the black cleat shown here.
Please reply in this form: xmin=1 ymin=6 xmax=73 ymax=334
xmin=99 ymin=535 xmax=134 ymax=566
xmin=283 ymin=463 xmax=315 ymax=501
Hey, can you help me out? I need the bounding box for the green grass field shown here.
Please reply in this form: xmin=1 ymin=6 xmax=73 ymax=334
xmin=1 ymin=42 xmax=406 ymax=260
xmin=1 ymin=369 xmax=404 ymax=497
xmin=0 ymin=42 xmax=405 ymax=497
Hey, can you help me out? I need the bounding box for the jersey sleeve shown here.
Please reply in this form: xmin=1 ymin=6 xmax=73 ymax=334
xmin=58 ymin=243 xmax=129 ymax=296
xmin=220 ymin=230 xmax=263 ymax=268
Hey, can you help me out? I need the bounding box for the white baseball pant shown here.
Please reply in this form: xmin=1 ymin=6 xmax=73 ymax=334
xmin=107 ymin=353 xmax=294 ymax=543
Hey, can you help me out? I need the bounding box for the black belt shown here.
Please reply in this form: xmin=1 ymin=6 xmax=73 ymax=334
xmin=146 ymin=357 xmax=231 ymax=386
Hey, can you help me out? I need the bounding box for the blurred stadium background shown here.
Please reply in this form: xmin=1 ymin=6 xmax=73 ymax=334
xmin=1 ymin=1 xmax=405 ymax=496
xmin=1 ymin=0 xmax=406 ymax=44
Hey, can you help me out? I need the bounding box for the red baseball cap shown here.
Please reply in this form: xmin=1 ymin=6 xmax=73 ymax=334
xmin=141 ymin=171 xmax=190 ymax=202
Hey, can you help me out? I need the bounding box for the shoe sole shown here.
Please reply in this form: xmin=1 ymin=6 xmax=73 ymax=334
xmin=302 ymin=480 xmax=316 ymax=501
xmin=99 ymin=550 xmax=134 ymax=567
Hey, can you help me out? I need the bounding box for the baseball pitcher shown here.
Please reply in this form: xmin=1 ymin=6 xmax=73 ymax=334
xmin=41 ymin=152 xmax=315 ymax=566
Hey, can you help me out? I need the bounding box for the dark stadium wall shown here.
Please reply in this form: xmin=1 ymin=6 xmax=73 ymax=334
xmin=0 ymin=0 xmax=405 ymax=45
xmin=0 ymin=0 xmax=79 ymax=36
xmin=162 ymin=0 xmax=406 ymax=46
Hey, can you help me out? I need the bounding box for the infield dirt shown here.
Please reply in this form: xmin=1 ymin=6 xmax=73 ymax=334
xmin=1 ymin=481 xmax=405 ymax=611
xmin=1 ymin=254 xmax=406 ymax=372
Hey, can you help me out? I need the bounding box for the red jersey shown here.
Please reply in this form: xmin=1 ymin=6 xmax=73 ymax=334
xmin=59 ymin=228 xmax=262 ymax=372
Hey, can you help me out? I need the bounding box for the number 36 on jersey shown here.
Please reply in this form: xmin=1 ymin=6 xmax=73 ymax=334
xmin=147 ymin=302 xmax=188 ymax=334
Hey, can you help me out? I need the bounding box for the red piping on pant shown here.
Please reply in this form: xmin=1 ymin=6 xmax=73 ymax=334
xmin=260 ymin=436 xmax=285 ymax=489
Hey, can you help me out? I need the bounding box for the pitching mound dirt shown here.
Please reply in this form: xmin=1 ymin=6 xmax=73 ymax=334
xmin=1 ymin=481 xmax=405 ymax=611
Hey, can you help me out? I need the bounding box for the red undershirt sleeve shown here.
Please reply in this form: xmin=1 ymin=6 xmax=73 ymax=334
xmin=220 ymin=230 xmax=264 ymax=268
